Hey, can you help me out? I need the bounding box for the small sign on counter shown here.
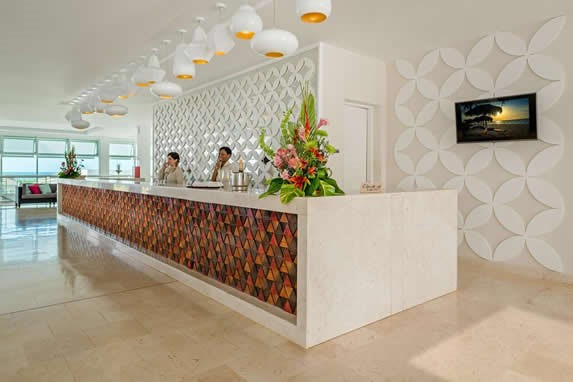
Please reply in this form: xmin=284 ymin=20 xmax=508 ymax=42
xmin=360 ymin=183 xmax=384 ymax=193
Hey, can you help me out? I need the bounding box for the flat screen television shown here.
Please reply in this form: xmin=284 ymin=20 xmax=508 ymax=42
xmin=455 ymin=93 xmax=537 ymax=143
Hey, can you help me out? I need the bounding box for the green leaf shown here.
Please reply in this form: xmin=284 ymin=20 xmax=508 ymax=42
xmin=318 ymin=179 xmax=336 ymax=196
xmin=259 ymin=178 xmax=284 ymax=199
xmin=279 ymin=184 xmax=304 ymax=204
xmin=316 ymin=130 xmax=328 ymax=137
xmin=305 ymin=175 xmax=320 ymax=196
xmin=322 ymin=177 xmax=345 ymax=195
xmin=258 ymin=128 xmax=276 ymax=159
xmin=325 ymin=144 xmax=337 ymax=154
xmin=280 ymin=107 xmax=294 ymax=142
xmin=307 ymin=93 xmax=316 ymax=129
xmin=304 ymin=140 xmax=318 ymax=149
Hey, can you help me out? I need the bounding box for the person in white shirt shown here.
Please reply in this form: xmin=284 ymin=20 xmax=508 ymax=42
xmin=211 ymin=146 xmax=233 ymax=182
xmin=158 ymin=152 xmax=185 ymax=185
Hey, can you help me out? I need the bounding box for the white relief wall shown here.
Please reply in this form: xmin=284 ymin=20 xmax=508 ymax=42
xmin=153 ymin=49 xmax=317 ymax=186
xmin=389 ymin=16 xmax=569 ymax=273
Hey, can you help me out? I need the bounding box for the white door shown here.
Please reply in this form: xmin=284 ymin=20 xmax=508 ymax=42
xmin=343 ymin=103 xmax=371 ymax=194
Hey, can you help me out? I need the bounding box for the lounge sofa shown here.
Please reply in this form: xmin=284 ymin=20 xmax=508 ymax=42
xmin=16 ymin=184 xmax=58 ymax=208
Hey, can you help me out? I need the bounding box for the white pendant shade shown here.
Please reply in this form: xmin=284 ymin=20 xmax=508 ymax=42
xmin=230 ymin=4 xmax=263 ymax=40
xmin=132 ymin=66 xmax=150 ymax=87
xmin=95 ymin=102 xmax=107 ymax=113
xmin=208 ymin=24 xmax=235 ymax=56
xmin=296 ymin=0 xmax=331 ymax=23
xmin=146 ymin=54 xmax=166 ymax=84
xmin=80 ymin=102 xmax=94 ymax=115
xmin=186 ymin=26 xmax=213 ymax=64
xmin=173 ymin=43 xmax=196 ymax=79
xmin=117 ymin=74 xmax=136 ymax=99
xmin=71 ymin=119 xmax=90 ymax=130
xmin=65 ymin=107 xmax=81 ymax=122
xmin=132 ymin=55 xmax=166 ymax=86
xmin=99 ymin=87 xmax=119 ymax=104
xmin=251 ymin=29 xmax=299 ymax=58
xmin=151 ymin=81 xmax=183 ymax=100
xmin=105 ymin=104 xmax=128 ymax=118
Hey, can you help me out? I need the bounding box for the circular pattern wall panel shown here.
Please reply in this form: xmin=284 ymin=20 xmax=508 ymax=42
xmin=393 ymin=16 xmax=566 ymax=272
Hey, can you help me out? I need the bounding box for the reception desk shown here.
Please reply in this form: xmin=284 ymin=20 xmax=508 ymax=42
xmin=57 ymin=179 xmax=457 ymax=348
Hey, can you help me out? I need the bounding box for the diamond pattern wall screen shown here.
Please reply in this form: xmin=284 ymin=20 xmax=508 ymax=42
xmin=153 ymin=50 xmax=317 ymax=186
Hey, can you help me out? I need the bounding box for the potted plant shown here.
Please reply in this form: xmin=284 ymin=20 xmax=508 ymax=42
xmin=58 ymin=146 xmax=85 ymax=179
xmin=259 ymin=83 xmax=344 ymax=204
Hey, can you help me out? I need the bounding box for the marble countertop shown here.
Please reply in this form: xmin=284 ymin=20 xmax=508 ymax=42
xmin=57 ymin=178 xmax=308 ymax=215
xmin=58 ymin=178 xmax=457 ymax=216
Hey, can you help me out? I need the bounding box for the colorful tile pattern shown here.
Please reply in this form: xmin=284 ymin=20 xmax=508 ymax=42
xmin=60 ymin=185 xmax=298 ymax=314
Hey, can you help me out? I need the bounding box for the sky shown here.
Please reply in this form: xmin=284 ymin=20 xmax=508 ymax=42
xmin=491 ymin=98 xmax=530 ymax=121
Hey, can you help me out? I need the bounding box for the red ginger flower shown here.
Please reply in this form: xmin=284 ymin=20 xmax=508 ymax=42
xmin=290 ymin=175 xmax=308 ymax=190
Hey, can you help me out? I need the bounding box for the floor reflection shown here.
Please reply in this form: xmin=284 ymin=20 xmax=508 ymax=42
xmin=0 ymin=207 xmax=172 ymax=315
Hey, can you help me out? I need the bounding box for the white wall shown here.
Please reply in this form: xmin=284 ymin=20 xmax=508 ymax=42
xmin=137 ymin=119 xmax=153 ymax=180
xmin=318 ymin=43 xmax=387 ymax=192
xmin=386 ymin=16 xmax=573 ymax=279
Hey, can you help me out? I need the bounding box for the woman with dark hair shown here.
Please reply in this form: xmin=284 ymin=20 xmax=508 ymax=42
xmin=158 ymin=152 xmax=185 ymax=185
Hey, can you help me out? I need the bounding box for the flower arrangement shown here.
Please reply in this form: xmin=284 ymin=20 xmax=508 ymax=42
xmin=259 ymin=83 xmax=344 ymax=204
xmin=58 ymin=146 xmax=84 ymax=178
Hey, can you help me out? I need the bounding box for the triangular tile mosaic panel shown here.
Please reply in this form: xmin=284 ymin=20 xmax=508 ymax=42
xmin=60 ymin=185 xmax=298 ymax=314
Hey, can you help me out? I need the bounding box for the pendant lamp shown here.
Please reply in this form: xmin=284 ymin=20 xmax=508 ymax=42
xmin=151 ymin=81 xmax=183 ymax=100
xmin=173 ymin=44 xmax=196 ymax=79
xmin=95 ymin=102 xmax=107 ymax=113
xmin=296 ymin=0 xmax=331 ymax=23
xmin=252 ymin=0 xmax=299 ymax=58
xmin=71 ymin=119 xmax=90 ymax=130
xmin=186 ymin=18 xmax=213 ymax=64
xmin=146 ymin=52 xmax=166 ymax=84
xmin=117 ymin=73 xmax=137 ymax=99
xmin=99 ymin=87 xmax=119 ymax=104
xmin=208 ymin=24 xmax=235 ymax=56
xmin=173 ymin=30 xmax=196 ymax=79
xmin=230 ymin=4 xmax=263 ymax=40
xmin=132 ymin=65 xmax=150 ymax=87
xmin=80 ymin=102 xmax=94 ymax=115
xmin=105 ymin=104 xmax=128 ymax=118
xmin=208 ymin=3 xmax=235 ymax=56
xmin=65 ymin=107 xmax=82 ymax=122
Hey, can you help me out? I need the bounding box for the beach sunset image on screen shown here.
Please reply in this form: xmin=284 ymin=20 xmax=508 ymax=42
xmin=455 ymin=93 xmax=537 ymax=143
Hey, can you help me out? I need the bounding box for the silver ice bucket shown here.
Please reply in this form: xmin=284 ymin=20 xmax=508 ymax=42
xmin=230 ymin=172 xmax=251 ymax=192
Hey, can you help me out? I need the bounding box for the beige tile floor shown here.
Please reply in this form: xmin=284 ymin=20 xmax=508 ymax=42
xmin=1 ymin=207 xmax=573 ymax=381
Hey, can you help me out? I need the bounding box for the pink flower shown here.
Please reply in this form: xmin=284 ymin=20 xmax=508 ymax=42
xmin=273 ymin=154 xmax=283 ymax=168
xmin=280 ymin=170 xmax=290 ymax=180
xmin=286 ymin=144 xmax=294 ymax=150
xmin=288 ymin=157 xmax=300 ymax=169
xmin=317 ymin=118 xmax=329 ymax=129
xmin=298 ymin=128 xmax=306 ymax=142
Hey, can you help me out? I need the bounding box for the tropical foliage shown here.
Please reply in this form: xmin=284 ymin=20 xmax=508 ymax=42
xmin=58 ymin=146 xmax=84 ymax=178
xmin=259 ymin=83 xmax=344 ymax=204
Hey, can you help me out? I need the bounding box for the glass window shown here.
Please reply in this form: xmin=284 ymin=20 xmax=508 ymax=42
xmin=109 ymin=158 xmax=134 ymax=176
xmin=38 ymin=157 xmax=64 ymax=176
xmin=3 ymin=138 xmax=34 ymax=154
xmin=1 ymin=156 xmax=37 ymax=176
xmin=38 ymin=140 xmax=66 ymax=155
xmin=70 ymin=140 xmax=98 ymax=156
xmin=79 ymin=157 xmax=100 ymax=175
xmin=109 ymin=143 xmax=135 ymax=157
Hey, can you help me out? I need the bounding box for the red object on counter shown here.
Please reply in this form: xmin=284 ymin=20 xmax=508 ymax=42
xmin=134 ymin=166 xmax=141 ymax=178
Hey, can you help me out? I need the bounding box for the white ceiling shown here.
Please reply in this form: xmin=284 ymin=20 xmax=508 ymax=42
xmin=0 ymin=0 xmax=570 ymax=131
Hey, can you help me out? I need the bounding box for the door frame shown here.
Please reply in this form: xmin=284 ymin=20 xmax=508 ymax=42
xmin=344 ymin=101 xmax=375 ymax=184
